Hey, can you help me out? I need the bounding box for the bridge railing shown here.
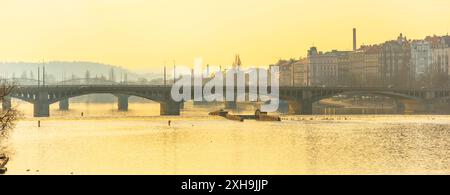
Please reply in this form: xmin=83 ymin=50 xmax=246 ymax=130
xmin=10 ymin=84 xmax=450 ymax=92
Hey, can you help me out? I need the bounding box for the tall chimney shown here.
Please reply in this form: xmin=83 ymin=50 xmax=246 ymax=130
xmin=353 ymin=28 xmax=357 ymax=51
xmin=164 ymin=65 xmax=167 ymax=85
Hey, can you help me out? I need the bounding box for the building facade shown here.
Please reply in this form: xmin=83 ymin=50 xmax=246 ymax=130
xmin=347 ymin=45 xmax=381 ymax=87
xmin=307 ymin=47 xmax=342 ymax=87
xmin=379 ymin=34 xmax=413 ymax=87
xmin=292 ymin=58 xmax=309 ymax=86
xmin=432 ymin=48 xmax=450 ymax=74
xmin=430 ymin=36 xmax=450 ymax=74
xmin=276 ymin=59 xmax=296 ymax=86
xmin=276 ymin=33 xmax=449 ymax=88
xmin=411 ymin=40 xmax=433 ymax=79
xmin=430 ymin=36 xmax=450 ymax=87
xmin=362 ymin=45 xmax=381 ymax=86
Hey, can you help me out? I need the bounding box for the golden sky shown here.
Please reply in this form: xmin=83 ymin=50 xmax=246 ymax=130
xmin=1 ymin=0 xmax=449 ymax=71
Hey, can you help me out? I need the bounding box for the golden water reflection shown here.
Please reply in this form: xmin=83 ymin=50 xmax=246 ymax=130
xmin=5 ymin=101 xmax=450 ymax=175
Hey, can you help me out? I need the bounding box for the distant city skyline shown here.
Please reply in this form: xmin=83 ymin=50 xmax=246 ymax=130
xmin=1 ymin=0 xmax=450 ymax=71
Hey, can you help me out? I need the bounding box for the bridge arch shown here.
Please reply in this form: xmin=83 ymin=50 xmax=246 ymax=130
xmin=9 ymin=90 xmax=39 ymax=104
xmin=279 ymin=88 xmax=429 ymax=115
xmin=47 ymin=91 xmax=168 ymax=105
xmin=9 ymin=85 xmax=181 ymax=117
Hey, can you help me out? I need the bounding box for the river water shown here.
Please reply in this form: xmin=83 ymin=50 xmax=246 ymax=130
xmin=3 ymin=101 xmax=450 ymax=175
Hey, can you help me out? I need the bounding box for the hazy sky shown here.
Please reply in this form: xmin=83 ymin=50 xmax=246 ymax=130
xmin=1 ymin=0 xmax=449 ymax=71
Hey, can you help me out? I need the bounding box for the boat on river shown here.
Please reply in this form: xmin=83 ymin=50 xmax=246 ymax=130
xmin=209 ymin=109 xmax=281 ymax=122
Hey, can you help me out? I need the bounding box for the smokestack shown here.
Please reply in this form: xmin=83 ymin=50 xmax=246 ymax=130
xmin=353 ymin=28 xmax=357 ymax=51
xmin=164 ymin=65 xmax=167 ymax=85
xmin=173 ymin=61 xmax=176 ymax=83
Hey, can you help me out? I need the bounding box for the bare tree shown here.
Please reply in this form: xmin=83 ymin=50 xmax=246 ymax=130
xmin=0 ymin=84 xmax=17 ymax=128
xmin=1 ymin=83 xmax=18 ymax=172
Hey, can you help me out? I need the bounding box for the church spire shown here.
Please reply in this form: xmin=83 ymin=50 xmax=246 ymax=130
xmin=232 ymin=54 xmax=241 ymax=69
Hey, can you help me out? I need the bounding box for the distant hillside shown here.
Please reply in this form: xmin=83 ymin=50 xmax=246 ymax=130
xmin=0 ymin=61 xmax=162 ymax=83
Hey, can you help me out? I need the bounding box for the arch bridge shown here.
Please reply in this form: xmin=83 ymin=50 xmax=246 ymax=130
xmin=2 ymin=85 xmax=450 ymax=117
xmin=4 ymin=85 xmax=180 ymax=117
xmin=278 ymin=87 xmax=450 ymax=114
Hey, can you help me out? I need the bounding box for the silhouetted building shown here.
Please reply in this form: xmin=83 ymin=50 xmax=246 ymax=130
xmin=379 ymin=34 xmax=412 ymax=87
xmin=276 ymin=32 xmax=449 ymax=88
xmin=429 ymin=35 xmax=450 ymax=74
xmin=411 ymin=40 xmax=433 ymax=79
xmin=292 ymin=58 xmax=309 ymax=86
xmin=429 ymin=35 xmax=450 ymax=87
xmin=276 ymin=59 xmax=297 ymax=86
xmin=307 ymin=47 xmax=346 ymax=87
xmin=348 ymin=45 xmax=381 ymax=86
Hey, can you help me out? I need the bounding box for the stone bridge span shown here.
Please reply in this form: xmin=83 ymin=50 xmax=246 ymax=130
xmin=2 ymin=85 xmax=450 ymax=117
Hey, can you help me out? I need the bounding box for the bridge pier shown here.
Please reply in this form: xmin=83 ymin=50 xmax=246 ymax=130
xmin=277 ymin=100 xmax=290 ymax=113
xmin=116 ymin=94 xmax=129 ymax=111
xmin=160 ymin=101 xmax=181 ymax=115
xmin=224 ymin=101 xmax=237 ymax=109
xmin=423 ymin=101 xmax=435 ymax=114
xmin=180 ymin=101 xmax=185 ymax=109
xmin=300 ymin=100 xmax=313 ymax=115
xmin=393 ymin=99 xmax=432 ymax=114
xmin=59 ymin=99 xmax=69 ymax=111
xmin=290 ymin=100 xmax=313 ymax=115
xmin=34 ymin=102 xmax=50 ymax=117
xmin=193 ymin=100 xmax=212 ymax=106
xmin=1 ymin=96 xmax=11 ymax=111
xmin=289 ymin=90 xmax=313 ymax=115
xmin=394 ymin=100 xmax=405 ymax=114
xmin=34 ymin=91 xmax=50 ymax=117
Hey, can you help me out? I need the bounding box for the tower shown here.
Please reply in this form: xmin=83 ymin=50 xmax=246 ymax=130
xmin=232 ymin=54 xmax=241 ymax=69
xmin=164 ymin=65 xmax=167 ymax=85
